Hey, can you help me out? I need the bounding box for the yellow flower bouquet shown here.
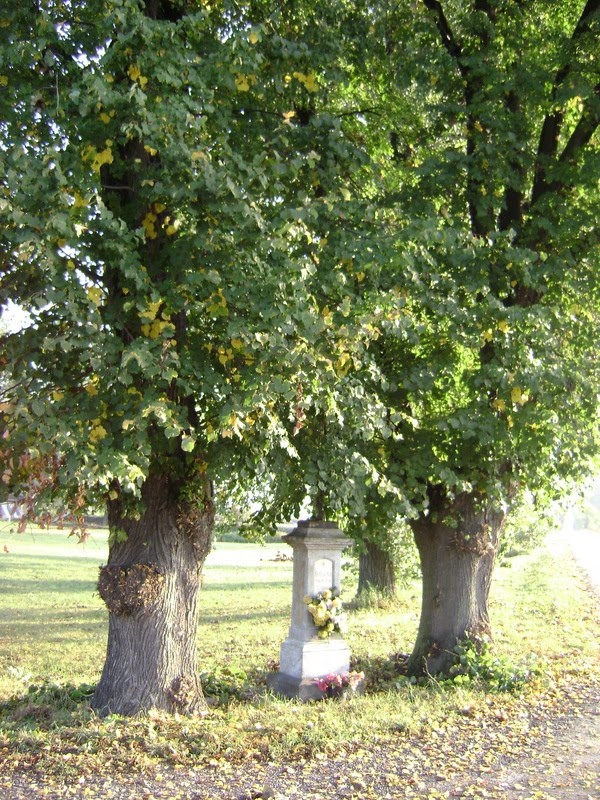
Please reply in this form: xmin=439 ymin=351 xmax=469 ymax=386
xmin=304 ymin=588 xmax=347 ymax=639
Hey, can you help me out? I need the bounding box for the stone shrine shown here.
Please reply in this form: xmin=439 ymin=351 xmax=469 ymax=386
xmin=268 ymin=519 xmax=350 ymax=700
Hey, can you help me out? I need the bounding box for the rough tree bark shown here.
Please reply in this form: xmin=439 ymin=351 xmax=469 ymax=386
xmin=357 ymin=538 xmax=397 ymax=598
xmin=407 ymin=489 xmax=507 ymax=676
xmin=92 ymin=473 xmax=214 ymax=715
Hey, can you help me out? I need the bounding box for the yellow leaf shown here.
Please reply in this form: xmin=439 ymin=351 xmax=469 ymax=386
xmin=303 ymin=73 xmax=318 ymax=93
xmin=231 ymin=338 xmax=243 ymax=350
xmin=144 ymin=145 xmax=158 ymax=156
xmin=249 ymin=31 xmax=259 ymax=44
xmin=235 ymin=74 xmax=250 ymax=92
xmin=165 ymin=224 xmax=177 ymax=236
xmin=86 ymin=286 xmax=103 ymax=307
xmin=218 ymin=348 xmax=233 ymax=365
xmin=52 ymin=391 xmax=64 ymax=401
xmin=0 ymin=76 xmax=7 ymax=87
xmin=491 ymin=398 xmax=506 ymax=412
xmin=497 ymin=319 xmax=509 ymax=333
xmin=335 ymin=352 xmax=352 ymax=377
xmin=109 ymin=490 xmax=119 ymax=500
xmin=141 ymin=300 xmax=161 ymax=321
xmin=511 ymin=387 xmax=529 ymax=405
xmin=99 ymin=112 xmax=111 ymax=124
xmin=482 ymin=328 xmax=493 ymax=343
xmin=282 ymin=110 xmax=296 ymax=123
xmin=128 ymin=64 xmax=148 ymax=89
xmin=191 ymin=150 xmax=206 ymax=160
xmin=149 ymin=321 xmax=165 ymax=338
xmin=89 ymin=422 xmax=108 ymax=443
xmin=142 ymin=210 xmax=158 ymax=239
xmin=72 ymin=192 xmax=88 ymax=208
xmin=91 ymin=147 xmax=113 ymax=174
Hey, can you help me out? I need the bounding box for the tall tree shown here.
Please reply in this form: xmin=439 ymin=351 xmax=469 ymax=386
xmin=353 ymin=0 xmax=600 ymax=673
xmin=0 ymin=0 xmax=369 ymax=713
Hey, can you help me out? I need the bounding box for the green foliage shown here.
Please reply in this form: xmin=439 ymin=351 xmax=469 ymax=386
xmin=200 ymin=666 xmax=250 ymax=706
xmin=0 ymin=681 xmax=95 ymax=728
xmin=2 ymin=0 xmax=597 ymax=537
xmin=363 ymin=1 xmax=599 ymax=515
xmin=443 ymin=636 xmax=537 ymax=693
xmin=393 ymin=637 xmax=537 ymax=694
xmin=0 ymin=0 xmax=383 ymax=522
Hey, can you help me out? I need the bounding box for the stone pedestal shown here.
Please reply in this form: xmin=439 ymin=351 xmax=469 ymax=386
xmin=268 ymin=520 xmax=350 ymax=701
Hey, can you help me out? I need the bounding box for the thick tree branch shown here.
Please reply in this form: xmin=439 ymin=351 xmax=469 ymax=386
xmin=531 ymin=0 xmax=599 ymax=204
xmin=559 ymin=81 xmax=600 ymax=164
xmin=422 ymin=0 xmax=466 ymax=77
xmin=422 ymin=1 xmax=494 ymax=234
xmin=498 ymin=90 xmax=525 ymax=231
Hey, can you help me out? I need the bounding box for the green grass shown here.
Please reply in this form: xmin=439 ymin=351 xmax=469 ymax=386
xmin=0 ymin=522 xmax=598 ymax=774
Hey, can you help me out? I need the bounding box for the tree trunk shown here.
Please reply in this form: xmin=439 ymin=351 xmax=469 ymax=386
xmin=92 ymin=474 xmax=214 ymax=716
xmin=407 ymin=490 xmax=507 ymax=676
xmin=357 ymin=538 xmax=397 ymax=598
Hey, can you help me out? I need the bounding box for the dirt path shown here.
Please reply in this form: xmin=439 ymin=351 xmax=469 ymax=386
xmin=567 ymin=528 xmax=600 ymax=595
xmin=3 ymin=668 xmax=598 ymax=800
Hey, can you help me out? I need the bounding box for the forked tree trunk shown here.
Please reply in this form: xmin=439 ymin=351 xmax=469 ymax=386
xmin=407 ymin=490 xmax=507 ymax=676
xmin=357 ymin=539 xmax=397 ymax=598
xmin=92 ymin=474 xmax=214 ymax=716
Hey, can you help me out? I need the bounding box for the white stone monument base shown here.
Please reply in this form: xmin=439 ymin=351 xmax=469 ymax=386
xmin=268 ymin=636 xmax=351 ymax=701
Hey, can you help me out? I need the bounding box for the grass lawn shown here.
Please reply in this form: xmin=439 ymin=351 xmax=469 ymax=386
xmin=0 ymin=521 xmax=598 ymax=774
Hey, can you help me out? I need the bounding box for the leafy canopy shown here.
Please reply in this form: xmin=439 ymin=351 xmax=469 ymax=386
xmin=0 ymin=0 xmax=383 ymax=522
